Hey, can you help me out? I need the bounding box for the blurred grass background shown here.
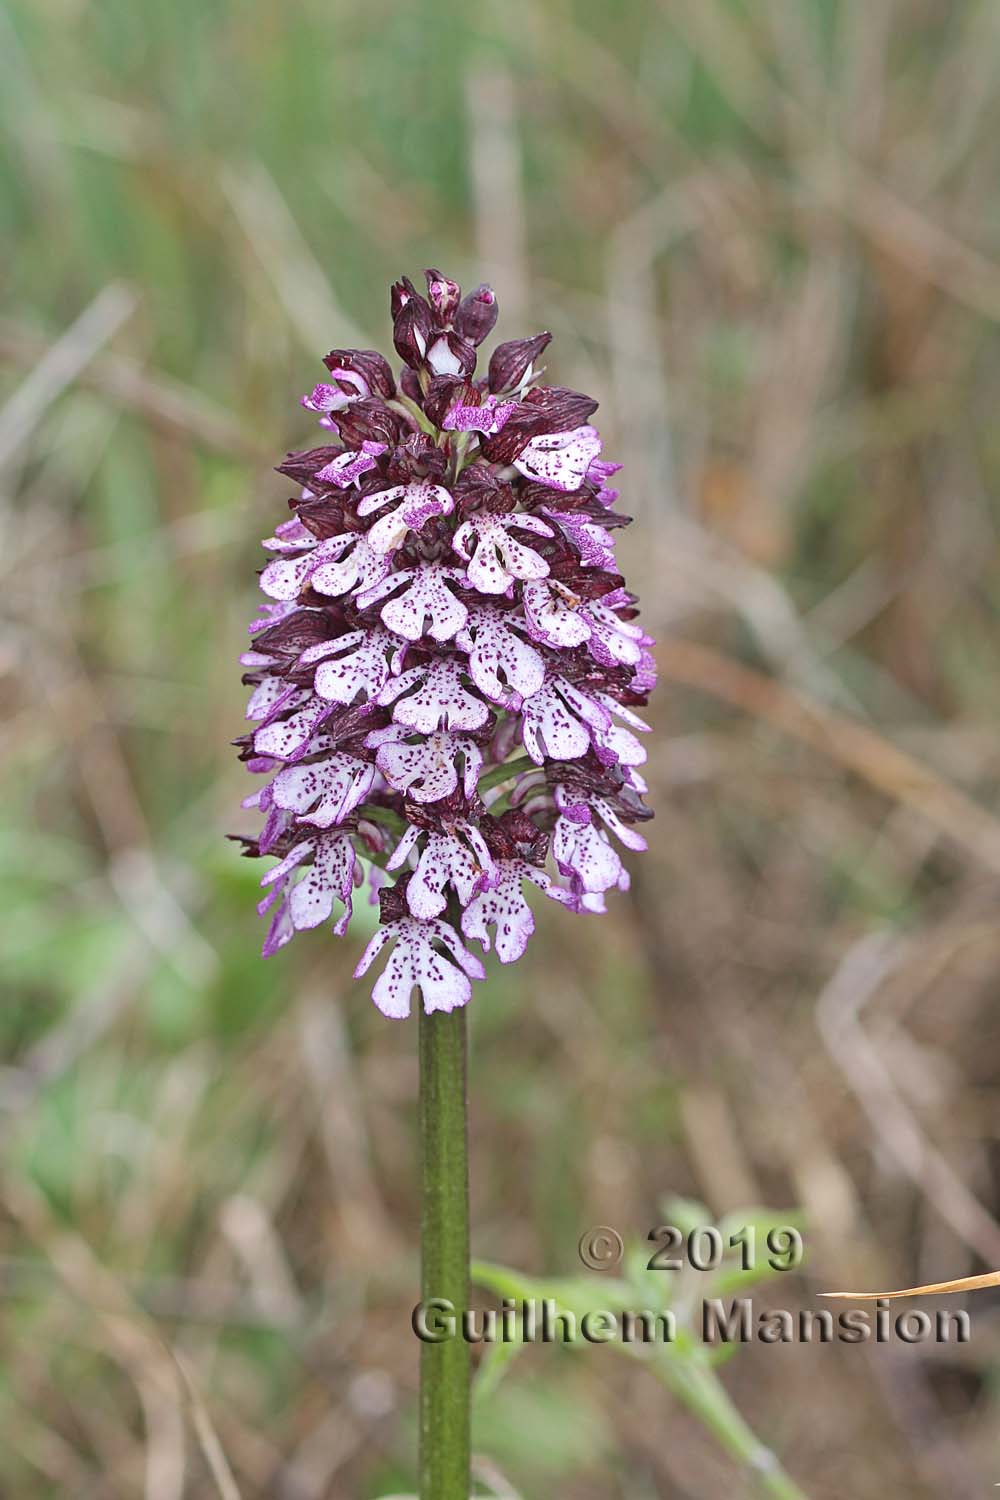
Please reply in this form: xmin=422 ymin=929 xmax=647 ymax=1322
xmin=3 ymin=0 xmax=1000 ymax=1495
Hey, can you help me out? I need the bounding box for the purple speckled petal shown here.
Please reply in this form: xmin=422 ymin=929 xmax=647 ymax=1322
xmin=311 ymin=629 xmax=395 ymax=703
xmin=356 ymin=563 xmax=468 ymax=642
xmin=588 ymin=459 xmax=622 ymax=485
xmin=581 ymin=600 xmax=644 ymax=668
xmin=314 ymin=441 xmax=387 ymax=488
xmin=386 ymin=824 xmax=421 ymax=872
xmin=359 ymin=482 xmax=454 ymax=555
xmin=378 ymin=659 xmax=489 ymax=733
xmin=441 ymin=395 xmax=517 ymax=435
xmin=271 ymin=752 xmax=375 ymax=828
xmin=520 ymin=581 xmax=591 ymax=650
xmin=455 ymin=609 xmax=545 ymax=706
xmin=591 ymin=694 xmax=651 ymax=767
xmin=260 ymin=840 xmax=313 ymax=890
xmin=452 ymin=514 xmax=551 ymax=594
xmin=262 ymin=519 xmax=314 ymax=553
xmin=288 ymin=833 xmax=356 ymax=935
xmin=246 ymin=676 xmax=309 ymax=722
xmin=541 ymin=508 xmax=616 ymax=570
xmin=354 ymin=917 xmax=484 ymax=1018
xmin=513 ymin=424 xmax=602 ymax=491
xmin=259 ymin=551 xmax=317 ymax=602
xmin=461 ymin=860 xmax=552 ymax=963
xmin=519 ymin=676 xmax=610 ymax=765
xmin=260 ymin=534 xmax=355 ymax=601
xmin=254 ymin=697 xmax=331 ymax=761
xmin=592 ymin=795 xmax=648 ymax=852
xmin=406 ymin=824 xmax=496 ymax=919
xmin=301 ymin=373 xmax=368 ymax=414
xmin=552 ymin=809 xmax=624 ymax=893
xmin=365 ymin=725 xmax=483 ymax=803
xmin=310 ymin=534 xmax=390 ymax=598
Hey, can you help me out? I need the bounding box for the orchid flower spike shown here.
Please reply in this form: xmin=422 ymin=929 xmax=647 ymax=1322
xmin=235 ymin=269 xmax=656 ymax=1017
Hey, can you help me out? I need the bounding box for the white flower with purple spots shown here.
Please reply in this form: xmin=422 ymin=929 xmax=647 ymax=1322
xmin=389 ymin=822 xmax=496 ymax=919
xmin=581 ymin=595 xmax=648 ymax=668
xmin=513 ymin=424 xmax=602 ymax=491
xmin=245 ymin=674 xmax=310 ymax=723
xmin=358 ymin=481 xmax=454 ymax=554
xmin=590 ymin=694 xmax=651 ymax=768
xmin=314 ymin=440 xmax=387 ymax=488
xmin=550 ymin=785 xmax=645 ymax=896
xmin=259 ymin=831 xmax=357 ymax=955
xmin=354 ymin=917 xmax=486 ymax=1018
xmin=365 ymin=724 xmax=483 ymax=804
xmin=519 ymin=674 xmax=611 ymax=764
xmin=461 ymin=860 xmax=556 ymax=964
xmin=455 ymin=608 xmax=545 ymax=707
xmin=270 ymin=752 xmax=375 ymax=829
xmin=356 ymin=562 xmax=468 ymax=642
xmin=309 ymin=532 xmax=390 ymax=599
xmin=452 ymin=512 xmax=552 ymax=594
xmin=521 ymin=579 xmax=591 ymax=649
xmin=441 ymin=394 xmax=517 ymax=435
xmin=378 ymin=658 xmax=490 ymax=733
xmin=302 ymin=372 xmax=368 ymax=414
xmin=302 ymin=628 xmax=401 ymax=704
xmin=253 ymin=694 xmax=332 ymax=762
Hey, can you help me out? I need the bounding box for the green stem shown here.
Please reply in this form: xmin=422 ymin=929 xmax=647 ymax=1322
xmin=477 ymin=754 xmax=536 ymax=797
xmin=652 ymin=1355 xmax=807 ymax=1500
xmin=419 ymin=1006 xmax=470 ymax=1500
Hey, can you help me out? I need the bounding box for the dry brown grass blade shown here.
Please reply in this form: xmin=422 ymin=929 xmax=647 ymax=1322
xmin=657 ymin=637 xmax=1000 ymax=876
xmin=821 ymin=1271 xmax=1000 ymax=1301
xmin=0 ymin=319 xmax=260 ymax=456
xmin=0 ymin=282 xmax=136 ymax=470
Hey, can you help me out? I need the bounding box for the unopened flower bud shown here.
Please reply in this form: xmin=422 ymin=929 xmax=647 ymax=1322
xmin=455 ymin=283 xmax=499 ymax=346
xmin=487 ymin=332 xmax=551 ymax=393
xmin=393 ymin=295 xmax=434 ymax=369
xmin=424 ymin=268 xmax=461 ymax=325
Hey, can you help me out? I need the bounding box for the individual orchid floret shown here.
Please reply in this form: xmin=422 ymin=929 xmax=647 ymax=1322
xmin=513 ymin=424 xmax=602 ymax=491
xmin=354 ymin=903 xmax=486 ymax=1019
xmin=389 ymin=821 xmax=496 ymax=920
xmin=521 ymin=579 xmax=592 ymax=649
xmin=455 ymin=608 xmax=545 ymax=706
xmin=303 ymin=628 xmax=401 ymax=704
xmin=235 ymin=267 xmax=655 ymax=1016
xmin=259 ymin=831 xmax=357 ymax=954
xmin=378 ymin=658 xmax=490 ymax=733
xmin=314 ymin=441 xmax=387 ymax=488
xmin=269 ymin=752 xmax=376 ymax=829
xmin=551 ymin=786 xmax=635 ymax=896
xmin=520 ymin=674 xmax=611 ymax=764
xmin=541 ymin=505 xmax=617 ymax=571
xmin=441 ymin=393 xmax=517 ymax=436
xmin=310 ymin=533 xmax=390 ymax=599
xmin=356 ymin=563 xmax=468 ymax=642
xmin=452 ymin=511 xmax=553 ymax=594
xmin=365 ymin=723 xmax=484 ymax=804
xmin=461 ymin=860 xmax=556 ymax=964
xmin=358 ymin=481 xmax=454 ymax=554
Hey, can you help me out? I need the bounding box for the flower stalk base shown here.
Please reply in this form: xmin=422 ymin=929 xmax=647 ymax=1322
xmin=419 ymin=1005 xmax=470 ymax=1499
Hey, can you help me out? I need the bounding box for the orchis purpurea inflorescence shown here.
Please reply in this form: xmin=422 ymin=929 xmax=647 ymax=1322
xmin=235 ymin=270 xmax=655 ymax=1017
